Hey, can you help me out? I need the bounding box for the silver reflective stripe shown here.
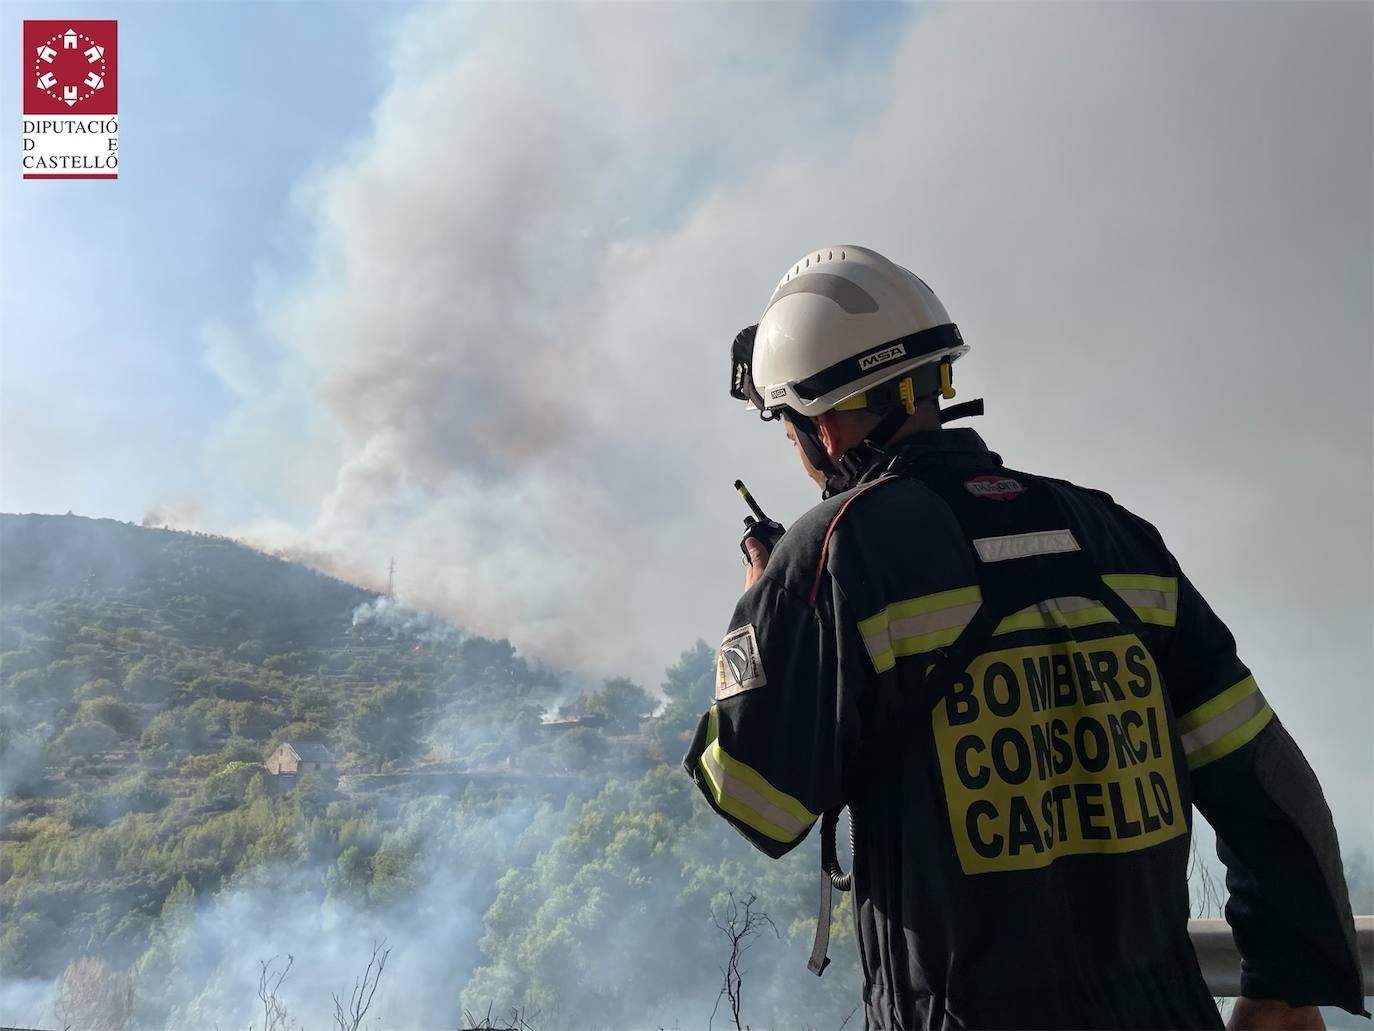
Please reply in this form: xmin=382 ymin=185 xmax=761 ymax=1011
xmin=764 ymin=272 xmax=879 ymax=315
xmin=857 ymin=585 xmax=983 ymax=673
xmin=863 ymin=601 xmax=981 ymax=660
xmin=1180 ymin=691 xmax=1269 ymax=757
xmin=1006 ymin=596 xmax=1099 ymax=618
xmin=700 ymin=739 xmax=809 ymax=839
xmin=861 ymin=629 xmax=887 ymax=662
xmin=973 ymin=529 xmax=1081 ymax=563
xmin=1102 ymin=573 xmax=1178 ymax=627
xmin=994 ymin=596 xmax=1116 ymax=635
xmin=1114 ymin=587 xmax=1177 ymax=614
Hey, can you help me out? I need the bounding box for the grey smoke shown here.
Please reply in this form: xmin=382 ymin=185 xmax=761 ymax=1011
xmin=198 ymin=3 xmax=1370 ymax=842
xmin=351 ymin=597 xmax=462 ymax=645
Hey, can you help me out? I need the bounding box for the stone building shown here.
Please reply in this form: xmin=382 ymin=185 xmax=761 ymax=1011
xmin=265 ymin=740 xmax=337 ymax=776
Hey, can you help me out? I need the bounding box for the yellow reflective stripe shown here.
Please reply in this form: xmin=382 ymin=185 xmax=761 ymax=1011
xmin=1103 ymin=574 xmax=1178 ymax=627
xmin=890 ymin=620 xmax=970 ymax=660
xmin=866 ymin=647 xmax=896 ymax=674
xmin=697 ymin=707 xmax=815 ymax=843
xmin=1177 ymin=674 xmax=1257 ymax=735
xmin=1103 ymin=573 xmax=1177 ymax=593
xmin=1187 ymin=702 xmax=1272 ymax=770
xmin=857 ymin=586 xmax=982 ymax=674
xmin=1130 ymin=606 xmax=1175 ymax=627
xmin=1176 ymin=674 xmax=1273 ymax=769
xmin=858 ymin=585 xmax=983 ymax=631
xmin=993 ymin=596 xmax=1116 ymax=636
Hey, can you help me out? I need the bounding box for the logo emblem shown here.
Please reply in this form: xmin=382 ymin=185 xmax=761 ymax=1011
xmin=715 ymin=624 xmax=767 ymax=700
xmin=859 ymin=343 xmax=907 ymax=372
xmin=22 ymin=21 xmax=118 ymax=180
xmin=964 ymin=475 xmax=1026 ymax=502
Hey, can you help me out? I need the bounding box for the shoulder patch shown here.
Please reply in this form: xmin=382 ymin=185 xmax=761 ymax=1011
xmin=716 ymin=624 xmax=767 ymax=700
xmin=964 ymin=474 xmax=1025 ymax=501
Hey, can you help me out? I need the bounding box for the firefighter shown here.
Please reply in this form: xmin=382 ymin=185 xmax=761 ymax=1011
xmin=684 ymin=245 xmax=1366 ymax=1029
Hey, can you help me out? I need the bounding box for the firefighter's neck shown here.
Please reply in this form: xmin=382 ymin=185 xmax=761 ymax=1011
xmin=818 ymin=403 xmax=941 ymax=459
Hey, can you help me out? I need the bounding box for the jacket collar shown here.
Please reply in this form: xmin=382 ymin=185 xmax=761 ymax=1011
xmin=855 ymin=428 xmax=1002 ymax=485
xmin=890 ymin=427 xmax=998 ymax=461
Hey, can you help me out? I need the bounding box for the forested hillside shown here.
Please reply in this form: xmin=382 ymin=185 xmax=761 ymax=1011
xmin=0 ymin=515 xmax=862 ymax=1030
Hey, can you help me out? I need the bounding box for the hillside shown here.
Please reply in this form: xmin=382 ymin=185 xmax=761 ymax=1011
xmin=0 ymin=515 xmax=726 ymax=1025
xmin=0 ymin=513 xmax=370 ymax=639
xmin=3 ymin=515 xmax=833 ymax=1031
xmin=0 ymin=513 xmax=624 ymax=787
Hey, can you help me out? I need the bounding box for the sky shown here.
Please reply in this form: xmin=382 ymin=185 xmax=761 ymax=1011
xmin=1 ymin=1 xmax=1370 ymax=843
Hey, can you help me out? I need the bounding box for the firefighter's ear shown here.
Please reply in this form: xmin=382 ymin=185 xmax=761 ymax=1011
xmin=816 ymin=410 xmax=872 ymax=459
xmin=815 ymin=411 xmax=843 ymax=458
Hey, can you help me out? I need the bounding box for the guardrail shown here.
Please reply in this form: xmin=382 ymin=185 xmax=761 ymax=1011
xmin=1190 ymin=916 xmax=1374 ymax=997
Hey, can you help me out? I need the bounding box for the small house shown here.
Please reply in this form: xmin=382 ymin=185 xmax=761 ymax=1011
xmin=265 ymin=741 xmax=337 ymax=776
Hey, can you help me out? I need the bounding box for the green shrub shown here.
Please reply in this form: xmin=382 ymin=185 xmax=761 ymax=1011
xmin=6 ymin=669 xmax=48 ymax=707
xmin=102 ymin=771 xmax=166 ymax=814
xmin=76 ymin=677 xmax=118 ymax=701
xmin=139 ymin=708 xmax=211 ymax=756
xmin=216 ymin=737 xmax=261 ymax=765
xmin=552 ymin=727 xmax=605 ymax=772
xmin=266 ymin=721 xmax=324 ymax=755
xmin=123 ymin=659 xmax=173 ymax=704
xmin=585 ymin=677 xmax=653 ymax=733
xmin=179 ymin=753 xmax=220 ymax=778
xmin=77 ymin=696 xmax=137 ymax=737
xmin=54 ymin=792 xmax=96 ymax=827
xmin=194 ymin=761 xmax=263 ymax=809
xmin=52 ymin=721 xmax=119 ymax=756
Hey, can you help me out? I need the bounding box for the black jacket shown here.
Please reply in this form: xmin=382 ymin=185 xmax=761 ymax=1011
xmin=685 ymin=429 xmax=1365 ymax=1029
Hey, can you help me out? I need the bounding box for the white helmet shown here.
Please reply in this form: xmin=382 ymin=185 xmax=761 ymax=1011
xmin=743 ymin=245 xmax=968 ymax=418
xmin=729 ymin=245 xmax=979 ymax=497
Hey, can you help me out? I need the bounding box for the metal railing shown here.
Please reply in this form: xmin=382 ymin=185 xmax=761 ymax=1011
xmin=1190 ymin=916 xmax=1374 ymax=997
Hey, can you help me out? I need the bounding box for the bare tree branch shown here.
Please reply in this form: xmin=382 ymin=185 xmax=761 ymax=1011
xmin=459 ymin=1001 xmax=538 ymax=1030
xmin=709 ymin=892 xmax=778 ymax=1031
xmin=332 ymin=939 xmax=391 ymax=1031
xmin=1188 ymin=835 xmax=1224 ymax=919
xmin=253 ymin=954 xmax=296 ymax=1031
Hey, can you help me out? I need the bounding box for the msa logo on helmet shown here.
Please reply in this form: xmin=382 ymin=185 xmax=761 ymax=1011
xmin=964 ymin=475 xmax=1026 ymax=502
xmin=769 ymin=387 xmax=787 ymax=400
xmin=858 ymin=343 xmax=907 ymax=372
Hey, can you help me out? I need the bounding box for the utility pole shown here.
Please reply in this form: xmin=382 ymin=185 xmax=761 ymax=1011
xmin=385 ymin=557 xmax=396 ymax=601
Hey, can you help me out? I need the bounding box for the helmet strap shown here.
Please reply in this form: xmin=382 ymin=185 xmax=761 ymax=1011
xmin=783 ymin=412 xmax=845 ymax=495
xmin=939 ymin=398 xmax=985 ymax=423
xmin=829 ymin=405 xmax=910 ymax=495
xmin=787 ymin=404 xmax=914 ymax=500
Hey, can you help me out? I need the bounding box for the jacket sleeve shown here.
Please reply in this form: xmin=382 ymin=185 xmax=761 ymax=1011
xmin=1162 ymin=564 xmax=1366 ymax=1013
xmin=682 ymin=573 xmax=863 ymax=859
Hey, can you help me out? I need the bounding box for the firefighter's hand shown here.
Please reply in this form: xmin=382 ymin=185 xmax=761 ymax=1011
xmin=1227 ymin=998 xmax=1324 ymax=1030
xmin=743 ymin=537 xmax=769 ymax=590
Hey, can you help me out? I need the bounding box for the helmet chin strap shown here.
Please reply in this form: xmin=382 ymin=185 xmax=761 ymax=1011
xmin=781 ymin=412 xmax=840 ymax=494
xmin=788 ymin=396 xmax=986 ymax=499
xmin=828 ymin=406 xmax=910 ymax=498
xmin=787 ymin=406 xmax=909 ymax=499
